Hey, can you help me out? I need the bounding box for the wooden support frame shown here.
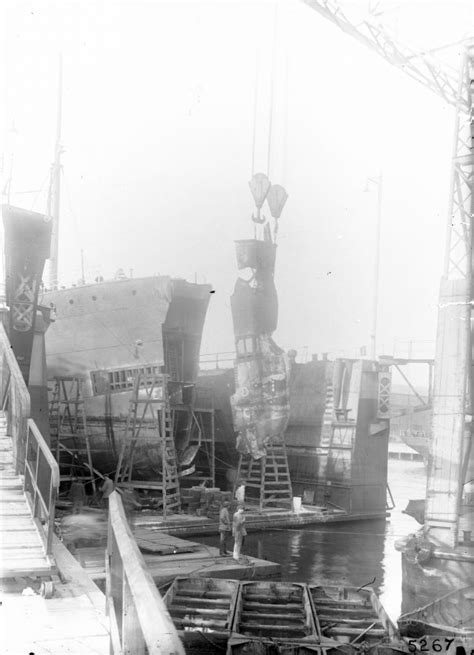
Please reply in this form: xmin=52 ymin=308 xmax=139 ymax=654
xmin=106 ymin=491 xmax=185 ymax=655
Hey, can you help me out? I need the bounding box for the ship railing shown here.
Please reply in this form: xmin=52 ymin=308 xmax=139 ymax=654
xmin=0 ymin=322 xmax=59 ymax=558
xmin=106 ymin=491 xmax=185 ymax=655
xmin=200 ymin=351 xmax=235 ymax=370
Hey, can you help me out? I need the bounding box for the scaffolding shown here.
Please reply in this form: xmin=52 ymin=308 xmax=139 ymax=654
xmin=48 ymin=376 xmax=96 ymax=494
xmin=236 ymin=441 xmax=293 ymax=511
xmin=115 ymin=373 xmax=181 ymax=517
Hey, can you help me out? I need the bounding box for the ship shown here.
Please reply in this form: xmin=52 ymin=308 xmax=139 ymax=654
xmin=3 ymin=165 xmax=392 ymax=521
xmin=194 ymin=173 xmax=392 ymax=519
xmin=6 ymin=64 xmax=391 ymax=521
xmin=38 ymin=169 xmax=392 ymax=520
xmin=42 ymin=275 xmax=212 ymax=478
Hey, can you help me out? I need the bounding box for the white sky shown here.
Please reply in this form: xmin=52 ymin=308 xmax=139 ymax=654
xmin=1 ymin=0 xmax=472 ymax=366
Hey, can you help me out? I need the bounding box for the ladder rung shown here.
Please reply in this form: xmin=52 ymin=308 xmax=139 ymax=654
xmin=263 ymin=492 xmax=293 ymax=497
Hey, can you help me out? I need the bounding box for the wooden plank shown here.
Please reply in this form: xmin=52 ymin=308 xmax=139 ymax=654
xmin=324 ymin=626 xmax=386 ymax=637
xmin=0 ymin=517 xmax=36 ymax=530
xmin=0 ymin=479 xmax=22 ymax=489
xmin=133 ymin=529 xmax=201 ymax=555
xmin=0 ymin=506 xmax=31 ymax=516
xmin=0 ymin=470 xmax=18 ymax=478
xmin=238 ymin=623 xmax=306 ymax=635
xmin=108 ymin=493 xmax=185 ymax=655
xmin=170 ymin=606 xmax=229 ymax=617
xmin=0 ymin=557 xmax=52 ymax=575
xmin=52 ymin=536 xmax=106 ymax=614
xmin=0 ymin=491 xmax=27 ymax=501
xmin=0 ymin=549 xmax=46 ymax=561
xmin=122 ymin=576 xmax=146 ymax=655
xmin=0 ymin=530 xmax=44 ymax=546
xmin=173 ymin=617 xmax=227 ymax=629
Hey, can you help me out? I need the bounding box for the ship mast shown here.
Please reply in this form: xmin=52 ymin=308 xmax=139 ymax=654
xmin=47 ymin=55 xmax=63 ymax=289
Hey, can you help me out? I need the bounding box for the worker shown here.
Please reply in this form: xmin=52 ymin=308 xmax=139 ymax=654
xmin=218 ymin=500 xmax=231 ymax=555
xmin=69 ymin=476 xmax=86 ymax=514
xmin=232 ymin=505 xmax=247 ymax=561
xmin=99 ymin=475 xmax=115 ymax=509
xmin=235 ymin=479 xmax=245 ymax=505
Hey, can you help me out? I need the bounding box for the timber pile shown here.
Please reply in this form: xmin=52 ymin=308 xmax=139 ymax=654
xmin=185 ymin=487 xmax=232 ymax=519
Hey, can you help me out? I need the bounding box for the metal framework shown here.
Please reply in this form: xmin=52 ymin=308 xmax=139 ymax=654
xmin=302 ymin=0 xmax=473 ymax=550
xmin=301 ymin=1 xmax=466 ymax=111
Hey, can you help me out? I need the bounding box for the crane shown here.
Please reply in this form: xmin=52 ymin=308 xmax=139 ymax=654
xmin=302 ymin=0 xmax=473 ymax=553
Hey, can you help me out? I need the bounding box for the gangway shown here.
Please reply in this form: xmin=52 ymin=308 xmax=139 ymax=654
xmin=0 ymin=322 xmax=59 ymax=587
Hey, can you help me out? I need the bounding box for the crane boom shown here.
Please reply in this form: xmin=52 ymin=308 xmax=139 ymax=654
xmin=301 ymin=0 xmax=468 ymax=112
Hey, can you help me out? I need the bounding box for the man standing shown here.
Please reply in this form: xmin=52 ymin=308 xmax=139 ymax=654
xmin=232 ymin=505 xmax=247 ymax=561
xmin=218 ymin=500 xmax=231 ymax=555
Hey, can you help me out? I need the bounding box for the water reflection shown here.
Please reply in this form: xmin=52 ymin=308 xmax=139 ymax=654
xmin=243 ymin=521 xmax=386 ymax=591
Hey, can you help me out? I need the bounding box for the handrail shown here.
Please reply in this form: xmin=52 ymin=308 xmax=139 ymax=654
xmin=24 ymin=419 xmax=60 ymax=555
xmin=199 ymin=351 xmax=235 ymax=370
xmin=106 ymin=491 xmax=185 ymax=655
xmin=0 ymin=322 xmax=30 ymax=471
xmin=0 ymin=321 xmax=59 ymax=558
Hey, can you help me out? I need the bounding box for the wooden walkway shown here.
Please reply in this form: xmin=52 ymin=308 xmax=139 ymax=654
xmin=0 ymin=419 xmax=53 ymax=577
xmin=0 ymin=411 xmax=109 ymax=653
xmin=0 ymin=537 xmax=109 ymax=654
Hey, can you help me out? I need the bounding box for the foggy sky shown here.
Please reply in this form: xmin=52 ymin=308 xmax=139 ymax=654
xmin=2 ymin=0 xmax=472 ymax=371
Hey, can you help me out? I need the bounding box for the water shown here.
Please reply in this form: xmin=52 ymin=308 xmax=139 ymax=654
xmin=199 ymin=458 xmax=427 ymax=622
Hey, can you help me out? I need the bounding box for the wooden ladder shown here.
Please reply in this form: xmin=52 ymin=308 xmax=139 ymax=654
xmin=115 ymin=373 xmax=181 ymax=517
xmin=236 ymin=440 xmax=293 ymax=511
xmin=48 ymin=376 xmax=96 ymax=494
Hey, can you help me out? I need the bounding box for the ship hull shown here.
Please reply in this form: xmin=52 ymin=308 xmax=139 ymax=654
xmin=43 ymin=276 xmax=211 ymax=477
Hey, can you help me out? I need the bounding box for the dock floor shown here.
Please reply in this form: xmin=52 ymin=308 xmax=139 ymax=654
xmin=74 ymin=529 xmax=280 ymax=585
